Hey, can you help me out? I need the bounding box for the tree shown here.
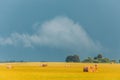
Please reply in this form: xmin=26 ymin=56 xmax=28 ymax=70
xmin=82 ymin=54 xmax=116 ymax=63
xmin=119 ymin=60 xmax=120 ymax=63
xmin=65 ymin=55 xmax=73 ymax=62
xmin=65 ymin=55 xmax=80 ymax=62
xmin=110 ymin=60 xmax=116 ymax=63
xmin=93 ymin=59 xmax=99 ymax=63
xmin=94 ymin=57 xmax=98 ymax=60
xmin=101 ymin=58 xmax=110 ymax=63
xmin=72 ymin=55 xmax=80 ymax=62
xmin=97 ymin=54 xmax=103 ymax=59
xmin=82 ymin=57 xmax=93 ymax=63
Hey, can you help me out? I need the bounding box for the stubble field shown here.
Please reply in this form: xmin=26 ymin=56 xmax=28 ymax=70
xmin=0 ymin=62 xmax=119 ymax=80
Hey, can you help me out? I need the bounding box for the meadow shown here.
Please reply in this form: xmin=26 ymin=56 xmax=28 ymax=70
xmin=0 ymin=62 xmax=119 ymax=80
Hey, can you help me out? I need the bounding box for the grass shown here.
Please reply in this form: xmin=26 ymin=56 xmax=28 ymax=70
xmin=0 ymin=62 xmax=119 ymax=80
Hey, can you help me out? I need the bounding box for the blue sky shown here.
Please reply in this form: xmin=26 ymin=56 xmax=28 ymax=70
xmin=0 ymin=0 xmax=120 ymax=61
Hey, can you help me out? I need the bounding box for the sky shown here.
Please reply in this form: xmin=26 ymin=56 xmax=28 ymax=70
xmin=0 ymin=0 xmax=120 ymax=61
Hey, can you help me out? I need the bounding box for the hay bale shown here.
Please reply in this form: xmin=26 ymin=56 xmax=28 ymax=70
xmin=94 ymin=64 xmax=98 ymax=71
xmin=6 ymin=65 xmax=13 ymax=69
xmin=41 ymin=64 xmax=47 ymax=67
xmin=89 ymin=66 xmax=95 ymax=72
xmin=83 ymin=65 xmax=98 ymax=72
xmin=83 ymin=66 xmax=88 ymax=72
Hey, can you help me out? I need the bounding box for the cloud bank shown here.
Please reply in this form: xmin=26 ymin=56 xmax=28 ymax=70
xmin=0 ymin=16 xmax=101 ymax=52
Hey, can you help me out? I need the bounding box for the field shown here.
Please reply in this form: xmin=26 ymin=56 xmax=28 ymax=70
xmin=0 ymin=62 xmax=120 ymax=80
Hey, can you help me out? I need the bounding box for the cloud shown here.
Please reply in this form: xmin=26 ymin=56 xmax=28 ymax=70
xmin=0 ymin=16 xmax=102 ymax=52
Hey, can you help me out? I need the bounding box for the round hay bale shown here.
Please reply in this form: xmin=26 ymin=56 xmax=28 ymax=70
xmin=41 ymin=64 xmax=47 ymax=67
xmin=83 ymin=66 xmax=88 ymax=72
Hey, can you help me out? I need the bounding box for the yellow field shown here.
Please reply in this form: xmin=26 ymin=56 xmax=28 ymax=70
xmin=0 ymin=62 xmax=119 ymax=80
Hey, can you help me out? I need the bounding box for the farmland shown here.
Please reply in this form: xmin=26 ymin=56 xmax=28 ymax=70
xmin=0 ymin=62 xmax=119 ymax=80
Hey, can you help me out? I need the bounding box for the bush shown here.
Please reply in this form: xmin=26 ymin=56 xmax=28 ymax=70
xmin=65 ymin=55 xmax=80 ymax=62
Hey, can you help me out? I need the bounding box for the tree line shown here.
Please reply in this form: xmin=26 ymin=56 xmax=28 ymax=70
xmin=65 ymin=54 xmax=119 ymax=63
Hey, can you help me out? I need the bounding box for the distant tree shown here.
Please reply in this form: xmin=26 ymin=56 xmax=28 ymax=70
xmin=119 ymin=60 xmax=120 ymax=63
xmin=110 ymin=60 xmax=116 ymax=63
xmin=93 ymin=59 xmax=99 ymax=63
xmin=65 ymin=55 xmax=80 ymax=62
xmin=94 ymin=57 xmax=98 ymax=60
xmin=82 ymin=54 xmax=116 ymax=63
xmin=97 ymin=54 xmax=103 ymax=58
xmin=88 ymin=57 xmax=93 ymax=62
xmin=20 ymin=60 xmax=24 ymax=62
xmin=101 ymin=58 xmax=110 ymax=63
xmin=73 ymin=55 xmax=80 ymax=62
xmin=65 ymin=55 xmax=73 ymax=62
xmin=82 ymin=57 xmax=93 ymax=63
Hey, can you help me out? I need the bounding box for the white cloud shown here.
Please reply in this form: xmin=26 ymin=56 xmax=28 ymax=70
xmin=0 ymin=16 xmax=102 ymax=52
